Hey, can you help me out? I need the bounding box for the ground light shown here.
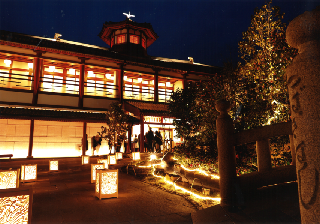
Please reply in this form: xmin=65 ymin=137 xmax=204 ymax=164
xmin=108 ymin=155 xmax=117 ymax=165
xmin=49 ymin=160 xmax=58 ymax=171
xmin=82 ymin=155 xmax=89 ymax=165
xmin=97 ymin=158 xmax=109 ymax=169
xmin=0 ymin=188 xmax=33 ymax=224
xmin=0 ymin=169 xmax=20 ymax=189
xmin=21 ymin=164 xmax=37 ymax=183
xmin=95 ymin=169 xmax=118 ymax=200
xmin=91 ymin=164 xmax=105 ymax=183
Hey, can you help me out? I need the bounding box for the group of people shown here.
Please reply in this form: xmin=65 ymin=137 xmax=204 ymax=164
xmin=132 ymin=127 xmax=163 ymax=153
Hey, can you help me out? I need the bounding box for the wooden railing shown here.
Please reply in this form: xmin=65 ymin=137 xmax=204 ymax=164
xmin=215 ymin=100 xmax=297 ymax=207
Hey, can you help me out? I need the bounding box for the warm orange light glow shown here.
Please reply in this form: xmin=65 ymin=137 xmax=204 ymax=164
xmin=0 ymin=169 xmax=20 ymax=189
xmin=180 ymin=164 xmax=220 ymax=180
xmin=49 ymin=160 xmax=58 ymax=171
xmin=69 ymin=68 xmax=75 ymax=75
xmin=28 ymin=63 xmax=33 ymax=69
xmin=97 ymin=159 xmax=109 ymax=169
xmin=48 ymin=66 xmax=55 ymax=72
xmin=21 ymin=164 xmax=37 ymax=182
xmin=82 ymin=155 xmax=90 ymax=165
xmin=0 ymin=188 xmax=32 ymax=224
xmin=116 ymin=152 xmax=123 ymax=160
xmin=91 ymin=164 xmax=105 ymax=183
xmin=95 ymin=169 xmax=118 ymax=200
xmin=108 ymin=155 xmax=117 ymax=165
xmin=132 ymin=152 xmax=140 ymax=161
xmin=4 ymin=59 xmax=11 ymax=66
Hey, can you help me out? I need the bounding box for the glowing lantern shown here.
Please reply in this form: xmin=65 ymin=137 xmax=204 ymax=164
xmin=0 ymin=188 xmax=33 ymax=224
xmin=91 ymin=164 xmax=104 ymax=183
xmin=132 ymin=152 xmax=140 ymax=161
xmin=97 ymin=158 xmax=109 ymax=169
xmin=82 ymin=155 xmax=90 ymax=165
xmin=4 ymin=59 xmax=12 ymax=67
xmin=0 ymin=169 xmax=20 ymax=189
xmin=95 ymin=169 xmax=118 ymax=200
xmin=49 ymin=160 xmax=58 ymax=171
xmin=116 ymin=152 xmax=123 ymax=160
xmin=21 ymin=164 xmax=37 ymax=183
xmin=108 ymin=155 xmax=117 ymax=165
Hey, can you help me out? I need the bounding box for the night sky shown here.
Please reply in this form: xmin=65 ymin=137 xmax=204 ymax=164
xmin=0 ymin=0 xmax=319 ymax=67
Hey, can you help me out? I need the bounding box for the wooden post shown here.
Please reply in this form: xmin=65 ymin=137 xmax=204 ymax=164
xmin=256 ymin=138 xmax=272 ymax=172
xmin=140 ymin=114 xmax=144 ymax=152
xmin=117 ymin=64 xmax=124 ymax=103
xmin=82 ymin=122 xmax=87 ymax=156
xmin=78 ymin=58 xmax=86 ymax=108
xmin=127 ymin=124 xmax=132 ymax=153
xmin=154 ymin=69 xmax=159 ymax=103
xmin=215 ymin=100 xmax=236 ymax=207
xmin=27 ymin=119 xmax=34 ymax=159
xmin=32 ymin=52 xmax=42 ymax=105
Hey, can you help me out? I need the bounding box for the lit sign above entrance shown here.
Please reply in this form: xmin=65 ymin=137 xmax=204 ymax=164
xmin=144 ymin=116 xmax=161 ymax=123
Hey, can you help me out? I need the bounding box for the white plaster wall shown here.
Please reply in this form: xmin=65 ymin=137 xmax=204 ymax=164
xmin=0 ymin=90 xmax=33 ymax=104
xmin=87 ymin=123 xmax=111 ymax=156
xmin=0 ymin=119 xmax=30 ymax=158
xmin=38 ymin=94 xmax=78 ymax=107
xmin=32 ymin=120 xmax=83 ymax=158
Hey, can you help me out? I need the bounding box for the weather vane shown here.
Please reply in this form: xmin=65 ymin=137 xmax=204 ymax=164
xmin=123 ymin=11 xmax=135 ymax=20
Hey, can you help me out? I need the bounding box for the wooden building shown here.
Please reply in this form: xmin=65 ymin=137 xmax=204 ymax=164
xmin=0 ymin=17 xmax=220 ymax=158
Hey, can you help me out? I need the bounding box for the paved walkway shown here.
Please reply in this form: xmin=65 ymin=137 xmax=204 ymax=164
xmin=1 ymin=155 xmax=301 ymax=223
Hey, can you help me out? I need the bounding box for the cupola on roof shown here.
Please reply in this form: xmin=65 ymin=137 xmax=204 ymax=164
xmin=98 ymin=16 xmax=159 ymax=57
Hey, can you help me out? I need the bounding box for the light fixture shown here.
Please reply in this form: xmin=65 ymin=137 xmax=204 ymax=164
xmin=97 ymin=158 xmax=109 ymax=169
xmin=0 ymin=188 xmax=33 ymax=223
xmin=132 ymin=152 xmax=140 ymax=161
xmin=4 ymin=59 xmax=12 ymax=67
xmin=95 ymin=169 xmax=118 ymax=200
xmin=54 ymin=33 xmax=62 ymax=41
xmin=108 ymin=155 xmax=117 ymax=165
xmin=138 ymin=77 xmax=142 ymax=82
xmin=69 ymin=68 xmax=75 ymax=75
xmin=106 ymin=73 xmax=112 ymax=79
xmin=49 ymin=66 xmax=55 ymax=72
xmin=116 ymin=152 xmax=123 ymax=160
xmin=49 ymin=160 xmax=58 ymax=171
xmin=91 ymin=164 xmax=105 ymax=183
xmin=166 ymin=81 xmax=171 ymax=87
xmin=82 ymin=155 xmax=90 ymax=165
xmin=0 ymin=169 xmax=20 ymax=189
xmin=28 ymin=63 xmax=33 ymax=69
xmin=88 ymin=71 xmax=95 ymax=77
xmin=21 ymin=164 xmax=37 ymax=183
xmin=124 ymin=75 xmax=127 ymax=80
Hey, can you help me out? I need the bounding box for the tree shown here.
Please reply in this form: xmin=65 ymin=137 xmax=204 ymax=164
xmin=98 ymin=103 xmax=130 ymax=152
xmin=236 ymin=0 xmax=297 ymax=129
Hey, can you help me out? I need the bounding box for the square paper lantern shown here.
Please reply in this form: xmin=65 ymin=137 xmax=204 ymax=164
xmin=0 ymin=188 xmax=33 ymax=224
xmin=116 ymin=152 xmax=123 ymax=160
xmin=82 ymin=155 xmax=90 ymax=165
xmin=0 ymin=169 xmax=20 ymax=189
xmin=97 ymin=159 xmax=109 ymax=169
xmin=132 ymin=152 xmax=140 ymax=161
xmin=49 ymin=160 xmax=58 ymax=171
xmin=91 ymin=164 xmax=105 ymax=183
xmin=95 ymin=169 xmax=118 ymax=200
xmin=21 ymin=164 xmax=37 ymax=183
xmin=108 ymin=155 xmax=117 ymax=165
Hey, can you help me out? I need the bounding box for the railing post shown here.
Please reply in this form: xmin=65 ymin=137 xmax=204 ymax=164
xmin=286 ymin=7 xmax=320 ymax=223
xmin=256 ymin=138 xmax=272 ymax=172
xmin=215 ymin=100 xmax=237 ymax=207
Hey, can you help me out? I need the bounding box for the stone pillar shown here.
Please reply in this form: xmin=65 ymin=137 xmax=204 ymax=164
xmin=256 ymin=138 xmax=272 ymax=172
xmin=286 ymin=7 xmax=320 ymax=223
xmin=215 ymin=100 xmax=237 ymax=207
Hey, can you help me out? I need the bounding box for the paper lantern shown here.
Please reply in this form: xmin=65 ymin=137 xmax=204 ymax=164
xmin=82 ymin=155 xmax=90 ymax=165
xmin=91 ymin=164 xmax=105 ymax=183
xmin=49 ymin=160 xmax=58 ymax=171
xmin=132 ymin=152 xmax=140 ymax=161
xmin=97 ymin=158 xmax=109 ymax=169
xmin=0 ymin=169 xmax=20 ymax=189
xmin=95 ymin=169 xmax=118 ymax=200
xmin=108 ymin=155 xmax=117 ymax=165
xmin=0 ymin=188 xmax=33 ymax=224
xmin=21 ymin=164 xmax=37 ymax=183
xmin=116 ymin=152 xmax=123 ymax=160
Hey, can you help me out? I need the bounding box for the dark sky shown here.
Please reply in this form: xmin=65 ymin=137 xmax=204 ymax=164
xmin=0 ymin=0 xmax=319 ymax=67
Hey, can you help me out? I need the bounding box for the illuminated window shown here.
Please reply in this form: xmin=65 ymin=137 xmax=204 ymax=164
xmin=123 ymin=72 xmax=154 ymax=101
xmin=130 ymin=35 xmax=139 ymax=44
xmin=117 ymin=35 xmax=126 ymax=44
xmin=85 ymin=69 xmax=116 ymax=97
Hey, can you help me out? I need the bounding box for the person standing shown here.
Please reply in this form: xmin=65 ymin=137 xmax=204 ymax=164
xmin=146 ymin=127 xmax=154 ymax=153
xmin=133 ymin=134 xmax=139 ymax=152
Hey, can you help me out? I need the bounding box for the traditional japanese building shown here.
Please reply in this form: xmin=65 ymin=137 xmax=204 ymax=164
xmin=0 ymin=16 xmax=221 ymax=158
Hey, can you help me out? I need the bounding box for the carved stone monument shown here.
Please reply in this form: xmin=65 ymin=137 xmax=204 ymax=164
xmin=286 ymin=6 xmax=320 ymax=223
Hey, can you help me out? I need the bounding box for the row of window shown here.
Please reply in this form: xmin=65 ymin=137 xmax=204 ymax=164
xmin=0 ymin=58 xmax=182 ymax=102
